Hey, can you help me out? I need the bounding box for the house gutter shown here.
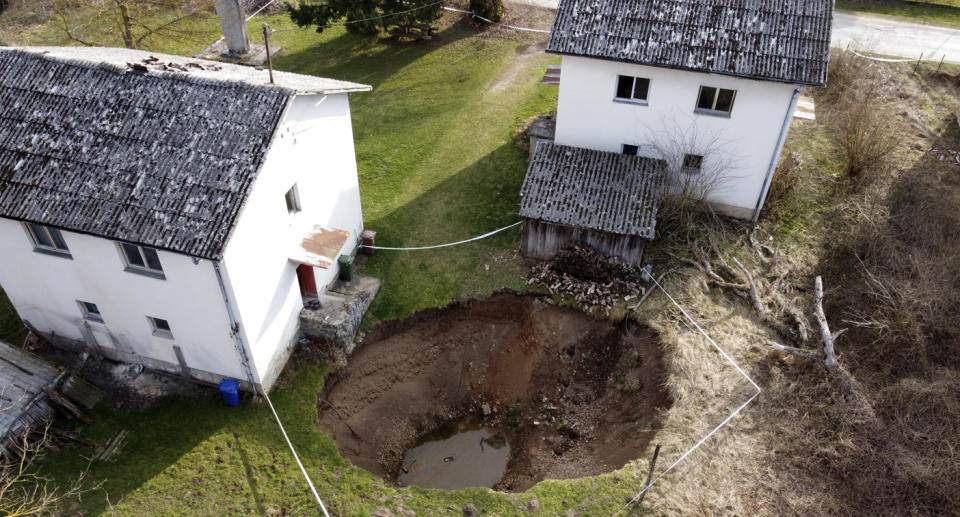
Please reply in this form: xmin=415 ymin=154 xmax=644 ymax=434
xmin=212 ymin=261 xmax=259 ymax=395
xmin=753 ymin=86 xmax=803 ymax=222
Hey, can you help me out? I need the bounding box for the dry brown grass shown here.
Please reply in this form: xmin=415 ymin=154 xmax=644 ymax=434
xmin=617 ymin=52 xmax=960 ymax=516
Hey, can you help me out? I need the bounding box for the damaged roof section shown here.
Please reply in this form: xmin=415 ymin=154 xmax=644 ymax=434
xmin=547 ymin=0 xmax=833 ymax=87
xmin=0 ymin=48 xmax=367 ymax=260
xmin=520 ymin=142 xmax=665 ymax=239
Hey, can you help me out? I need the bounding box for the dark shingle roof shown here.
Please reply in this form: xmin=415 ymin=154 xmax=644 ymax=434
xmin=547 ymin=0 xmax=834 ymax=87
xmin=0 ymin=49 xmax=297 ymax=260
xmin=519 ymin=142 xmax=665 ymax=239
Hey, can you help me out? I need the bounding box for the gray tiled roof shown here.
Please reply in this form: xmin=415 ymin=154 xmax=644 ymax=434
xmin=519 ymin=142 xmax=665 ymax=239
xmin=547 ymin=0 xmax=834 ymax=86
xmin=0 ymin=48 xmax=300 ymax=260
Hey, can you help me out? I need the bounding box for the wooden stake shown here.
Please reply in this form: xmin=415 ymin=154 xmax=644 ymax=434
xmin=262 ymin=23 xmax=274 ymax=84
xmin=637 ymin=443 xmax=661 ymax=505
xmin=937 ymin=54 xmax=945 ymax=73
xmin=915 ymin=52 xmax=924 ymax=73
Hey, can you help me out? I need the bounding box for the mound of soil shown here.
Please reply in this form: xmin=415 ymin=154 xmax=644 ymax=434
xmin=316 ymin=293 xmax=670 ymax=491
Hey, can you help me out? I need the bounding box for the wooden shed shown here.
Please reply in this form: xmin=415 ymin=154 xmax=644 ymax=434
xmin=519 ymin=142 xmax=665 ymax=265
xmin=0 ymin=340 xmax=59 ymax=458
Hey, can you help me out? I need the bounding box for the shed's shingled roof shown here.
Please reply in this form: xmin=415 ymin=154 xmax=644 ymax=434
xmin=519 ymin=142 xmax=665 ymax=239
xmin=547 ymin=0 xmax=834 ymax=86
xmin=0 ymin=48 xmax=367 ymax=260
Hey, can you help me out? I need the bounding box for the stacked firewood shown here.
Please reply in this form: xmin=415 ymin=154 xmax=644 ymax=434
xmin=528 ymin=244 xmax=645 ymax=310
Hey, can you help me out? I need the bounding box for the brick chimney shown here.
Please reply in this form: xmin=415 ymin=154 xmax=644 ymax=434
xmin=214 ymin=0 xmax=250 ymax=55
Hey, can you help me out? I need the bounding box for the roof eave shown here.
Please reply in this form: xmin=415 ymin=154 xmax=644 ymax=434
xmin=302 ymin=85 xmax=373 ymax=95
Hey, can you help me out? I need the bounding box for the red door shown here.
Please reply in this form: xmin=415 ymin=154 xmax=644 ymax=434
xmin=296 ymin=264 xmax=318 ymax=297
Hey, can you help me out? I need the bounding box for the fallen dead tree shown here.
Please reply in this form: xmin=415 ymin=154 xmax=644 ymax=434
xmin=676 ymin=232 xmax=875 ymax=413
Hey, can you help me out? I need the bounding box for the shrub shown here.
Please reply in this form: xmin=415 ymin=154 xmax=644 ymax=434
xmin=470 ymin=0 xmax=502 ymax=22
xmin=823 ymin=51 xmax=900 ymax=176
xmin=833 ymin=84 xmax=900 ymax=176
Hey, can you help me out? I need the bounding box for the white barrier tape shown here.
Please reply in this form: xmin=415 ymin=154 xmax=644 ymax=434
xmin=361 ymin=221 xmax=521 ymax=250
xmin=442 ymin=6 xmax=551 ymax=34
xmin=263 ymin=390 xmax=331 ymax=517
xmin=614 ymin=272 xmax=762 ymax=515
xmin=850 ymin=49 xmax=916 ymax=63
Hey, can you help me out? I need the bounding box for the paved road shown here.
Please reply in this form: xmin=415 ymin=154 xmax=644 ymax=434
xmin=509 ymin=1 xmax=960 ymax=62
xmin=832 ymin=11 xmax=960 ymax=62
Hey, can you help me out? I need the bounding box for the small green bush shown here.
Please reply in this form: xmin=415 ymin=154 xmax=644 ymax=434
xmin=470 ymin=0 xmax=502 ymax=22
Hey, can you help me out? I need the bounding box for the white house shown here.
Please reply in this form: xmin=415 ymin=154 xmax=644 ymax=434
xmin=0 ymin=47 xmax=371 ymax=393
xmin=529 ymin=0 xmax=833 ymax=222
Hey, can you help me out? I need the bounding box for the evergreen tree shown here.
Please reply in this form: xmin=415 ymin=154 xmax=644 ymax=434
xmin=288 ymin=0 xmax=443 ymax=36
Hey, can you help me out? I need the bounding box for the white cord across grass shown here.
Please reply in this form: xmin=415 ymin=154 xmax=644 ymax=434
xmin=442 ymin=6 xmax=552 ymax=33
xmin=850 ymin=49 xmax=917 ymax=63
xmin=614 ymin=272 xmax=762 ymax=515
xmin=264 ymin=390 xmax=331 ymax=517
xmin=361 ymin=221 xmax=521 ymax=250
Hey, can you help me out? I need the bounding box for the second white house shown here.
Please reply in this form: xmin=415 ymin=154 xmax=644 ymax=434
xmin=0 ymin=46 xmax=371 ymax=393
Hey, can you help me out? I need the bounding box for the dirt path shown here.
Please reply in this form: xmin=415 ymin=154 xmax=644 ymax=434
xmin=316 ymin=293 xmax=670 ymax=491
xmin=487 ymin=40 xmax=547 ymax=93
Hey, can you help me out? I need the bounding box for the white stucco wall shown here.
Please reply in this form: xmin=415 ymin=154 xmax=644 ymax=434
xmin=220 ymin=92 xmax=364 ymax=390
xmin=0 ymin=219 xmax=245 ymax=380
xmin=554 ymin=56 xmax=799 ymax=217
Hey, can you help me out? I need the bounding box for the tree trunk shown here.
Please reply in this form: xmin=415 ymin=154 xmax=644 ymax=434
xmin=116 ymin=0 xmax=135 ymax=48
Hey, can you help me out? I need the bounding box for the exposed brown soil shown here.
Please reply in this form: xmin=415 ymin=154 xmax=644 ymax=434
xmin=316 ymin=293 xmax=670 ymax=491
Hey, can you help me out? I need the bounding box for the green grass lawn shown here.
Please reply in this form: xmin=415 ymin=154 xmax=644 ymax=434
xmin=0 ymin=286 xmax=26 ymax=347
xmin=265 ymin=15 xmax=557 ymax=323
xmin=836 ymin=0 xmax=960 ymax=27
xmin=9 ymin=9 xmax=653 ymax=516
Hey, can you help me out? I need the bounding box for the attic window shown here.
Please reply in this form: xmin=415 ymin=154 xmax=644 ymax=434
xmin=148 ymin=316 xmax=174 ymax=339
xmin=622 ymin=144 xmax=639 ymax=156
xmin=696 ymin=86 xmax=736 ymax=115
xmin=119 ymin=243 xmax=165 ymax=279
xmin=25 ymin=223 xmax=71 ymax=257
xmin=285 ymin=184 xmax=301 ymax=214
xmin=78 ymin=300 xmax=103 ymax=323
xmin=682 ymin=154 xmax=704 ymax=174
xmin=614 ymin=75 xmax=650 ymax=104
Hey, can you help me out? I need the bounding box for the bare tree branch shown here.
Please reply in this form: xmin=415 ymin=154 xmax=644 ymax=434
xmin=766 ymin=340 xmax=822 ymax=361
xmin=733 ymin=256 xmax=766 ymax=315
xmin=814 ymin=275 xmax=841 ymax=371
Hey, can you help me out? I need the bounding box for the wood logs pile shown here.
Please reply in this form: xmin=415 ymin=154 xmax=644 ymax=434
xmin=528 ymin=244 xmax=645 ymax=310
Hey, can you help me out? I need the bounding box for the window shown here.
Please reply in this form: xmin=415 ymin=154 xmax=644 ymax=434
xmin=119 ymin=243 xmax=164 ymax=278
xmin=621 ymin=144 xmax=639 ymax=156
xmin=25 ymin=223 xmax=70 ymax=256
xmin=696 ymin=86 xmax=736 ymax=115
xmin=682 ymin=154 xmax=704 ymax=174
xmin=615 ymin=75 xmax=650 ymax=103
xmin=147 ymin=316 xmax=173 ymax=339
xmin=285 ymin=184 xmax=301 ymax=214
xmin=78 ymin=300 xmax=103 ymax=323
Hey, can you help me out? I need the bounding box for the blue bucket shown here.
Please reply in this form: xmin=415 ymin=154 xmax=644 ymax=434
xmin=218 ymin=378 xmax=240 ymax=407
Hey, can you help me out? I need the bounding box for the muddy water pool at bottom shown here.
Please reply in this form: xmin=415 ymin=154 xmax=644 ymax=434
xmin=397 ymin=419 xmax=510 ymax=490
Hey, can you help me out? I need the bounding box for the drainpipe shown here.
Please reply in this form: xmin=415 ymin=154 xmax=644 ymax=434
xmin=753 ymin=86 xmax=802 ymax=222
xmin=212 ymin=261 xmax=259 ymax=396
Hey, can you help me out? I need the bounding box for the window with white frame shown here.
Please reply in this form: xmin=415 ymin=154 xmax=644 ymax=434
xmin=285 ymin=184 xmax=301 ymax=214
xmin=682 ymin=153 xmax=704 ymax=174
xmin=621 ymin=144 xmax=639 ymax=156
xmin=78 ymin=300 xmax=103 ymax=322
xmin=696 ymin=86 xmax=736 ymax=115
xmin=119 ymin=243 xmax=164 ymax=277
xmin=25 ymin=223 xmax=70 ymax=256
xmin=615 ymin=75 xmax=650 ymax=103
xmin=147 ymin=316 xmax=173 ymax=339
